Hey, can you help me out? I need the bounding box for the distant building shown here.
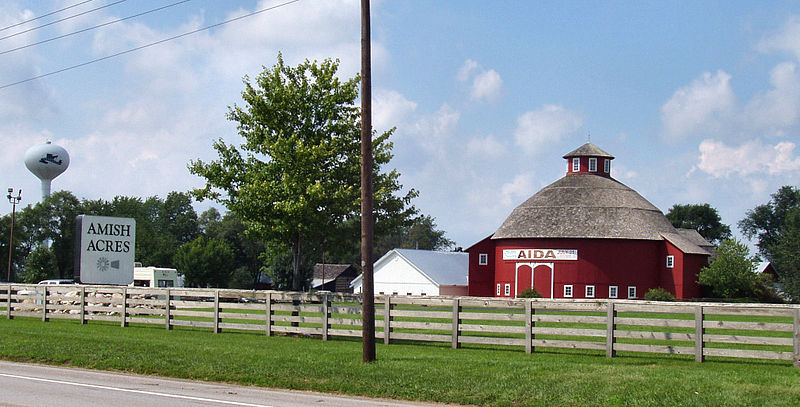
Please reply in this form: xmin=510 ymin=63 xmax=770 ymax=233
xmin=352 ymin=249 xmax=468 ymax=296
xmin=311 ymin=264 xmax=358 ymax=293
xmin=131 ymin=265 xmax=182 ymax=288
xmin=467 ymin=142 xmax=712 ymax=300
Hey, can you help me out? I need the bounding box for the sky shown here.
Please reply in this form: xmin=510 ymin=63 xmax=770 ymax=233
xmin=1 ymin=0 xmax=799 ymax=251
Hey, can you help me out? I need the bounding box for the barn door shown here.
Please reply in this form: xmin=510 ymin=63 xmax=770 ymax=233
xmin=515 ymin=264 xmax=533 ymax=297
xmin=533 ymin=263 xmax=553 ymax=299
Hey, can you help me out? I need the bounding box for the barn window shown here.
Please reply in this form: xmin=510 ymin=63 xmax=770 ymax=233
xmin=504 ymin=283 xmax=511 ymax=296
xmin=585 ymin=285 xmax=595 ymax=298
xmin=666 ymin=255 xmax=674 ymax=268
xmin=604 ymin=159 xmax=610 ymax=173
xmin=572 ymin=158 xmax=580 ymax=172
xmin=479 ymin=253 xmax=488 ymax=265
xmin=627 ymin=286 xmax=637 ymax=299
xmin=609 ymin=285 xmax=618 ymax=298
xmin=564 ymin=285 xmax=573 ymax=298
xmin=496 ymin=284 xmax=501 ymax=296
xmin=589 ymin=158 xmax=597 ymax=172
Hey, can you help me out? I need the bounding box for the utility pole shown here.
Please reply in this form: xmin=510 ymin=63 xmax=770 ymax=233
xmin=6 ymin=188 xmax=21 ymax=283
xmin=360 ymin=0 xmax=376 ymax=363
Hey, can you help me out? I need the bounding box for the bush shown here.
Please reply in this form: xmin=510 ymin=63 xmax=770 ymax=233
xmin=698 ymin=238 xmax=760 ymax=299
xmin=644 ymin=287 xmax=676 ymax=302
xmin=517 ymin=287 xmax=542 ymax=298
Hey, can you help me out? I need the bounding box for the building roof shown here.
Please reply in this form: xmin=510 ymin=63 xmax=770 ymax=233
xmin=312 ymin=264 xmax=353 ymax=280
xmin=661 ymin=231 xmax=711 ymax=255
xmin=351 ymin=249 xmax=468 ymax=288
xmin=563 ymin=142 xmax=614 ymax=159
xmin=493 ymin=173 xmax=678 ymax=240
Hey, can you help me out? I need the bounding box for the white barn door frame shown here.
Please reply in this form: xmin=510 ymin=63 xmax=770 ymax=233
xmin=514 ymin=262 xmax=554 ymax=299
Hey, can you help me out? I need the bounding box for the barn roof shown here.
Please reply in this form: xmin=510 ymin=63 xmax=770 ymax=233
xmin=492 ymin=173 xmax=678 ymax=240
xmin=661 ymin=231 xmax=711 ymax=255
xmin=391 ymin=249 xmax=468 ymax=286
xmin=563 ymin=142 xmax=614 ymax=159
xmin=312 ymin=264 xmax=353 ymax=280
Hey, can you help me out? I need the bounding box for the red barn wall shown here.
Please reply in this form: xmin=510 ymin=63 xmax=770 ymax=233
xmin=467 ymin=236 xmax=495 ymax=297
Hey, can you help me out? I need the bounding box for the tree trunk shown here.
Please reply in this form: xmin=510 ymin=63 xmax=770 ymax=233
xmin=291 ymin=236 xmax=301 ymax=291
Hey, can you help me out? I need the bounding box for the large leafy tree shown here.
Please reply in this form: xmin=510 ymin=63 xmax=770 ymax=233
xmin=697 ymin=238 xmax=760 ymax=299
xmin=666 ymin=203 xmax=731 ymax=245
xmin=17 ymin=191 xmax=82 ymax=279
xmin=190 ymin=55 xmax=416 ymax=290
xmin=173 ymin=236 xmax=234 ymax=288
xmin=739 ymin=186 xmax=800 ymax=302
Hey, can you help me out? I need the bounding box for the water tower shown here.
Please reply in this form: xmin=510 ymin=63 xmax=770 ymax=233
xmin=24 ymin=141 xmax=69 ymax=201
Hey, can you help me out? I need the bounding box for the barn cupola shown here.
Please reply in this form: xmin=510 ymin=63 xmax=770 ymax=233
xmin=563 ymin=142 xmax=614 ymax=177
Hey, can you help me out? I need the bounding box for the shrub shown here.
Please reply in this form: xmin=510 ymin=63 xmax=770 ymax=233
xmin=644 ymin=287 xmax=676 ymax=302
xmin=517 ymin=287 xmax=542 ymax=298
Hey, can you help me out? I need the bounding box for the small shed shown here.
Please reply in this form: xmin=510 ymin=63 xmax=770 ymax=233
xmin=311 ymin=263 xmax=358 ymax=293
xmin=351 ymin=249 xmax=468 ymax=296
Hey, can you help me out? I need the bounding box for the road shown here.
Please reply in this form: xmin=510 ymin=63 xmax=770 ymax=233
xmin=0 ymin=360 xmax=461 ymax=407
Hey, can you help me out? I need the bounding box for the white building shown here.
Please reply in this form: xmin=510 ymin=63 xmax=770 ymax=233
xmin=351 ymin=249 xmax=468 ymax=296
xmin=131 ymin=266 xmax=182 ymax=288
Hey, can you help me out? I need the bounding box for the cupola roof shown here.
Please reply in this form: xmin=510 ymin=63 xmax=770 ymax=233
xmin=563 ymin=142 xmax=614 ymax=159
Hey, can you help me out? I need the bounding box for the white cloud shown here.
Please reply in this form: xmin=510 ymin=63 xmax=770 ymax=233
xmin=743 ymin=62 xmax=800 ymax=132
xmin=470 ymin=69 xmax=502 ymax=102
xmin=660 ymin=70 xmax=735 ymax=142
xmin=373 ymin=89 xmax=418 ymax=132
xmin=456 ymin=59 xmax=502 ymax=102
xmin=696 ymin=139 xmax=800 ymax=178
xmin=411 ymin=104 xmax=460 ymax=155
xmin=500 ymin=172 xmax=535 ymax=206
xmin=758 ymin=15 xmax=800 ymax=61
xmin=457 ymin=59 xmax=479 ymax=82
xmin=514 ymin=105 xmax=583 ymax=155
xmin=466 ymin=134 xmax=506 ymax=159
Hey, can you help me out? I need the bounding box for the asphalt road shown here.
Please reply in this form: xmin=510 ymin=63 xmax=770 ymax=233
xmin=0 ymin=360 xmax=460 ymax=407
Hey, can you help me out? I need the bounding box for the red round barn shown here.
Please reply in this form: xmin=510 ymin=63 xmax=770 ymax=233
xmin=467 ymin=142 xmax=712 ymax=300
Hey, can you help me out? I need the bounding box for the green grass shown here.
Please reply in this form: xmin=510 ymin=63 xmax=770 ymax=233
xmin=1 ymin=317 xmax=799 ymax=406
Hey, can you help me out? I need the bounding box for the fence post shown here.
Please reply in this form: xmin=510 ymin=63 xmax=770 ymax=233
xmin=120 ymin=287 xmax=127 ymax=327
xmin=265 ymin=291 xmax=272 ymax=337
xmin=80 ymin=286 xmax=85 ymax=324
xmin=695 ymin=305 xmax=704 ymax=363
xmin=525 ymin=300 xmax=532 ymax=354
xmin=606 ymin=301 xmax=615 ymax=358
xmin=165 ymin=288 xmax=172 ymax=330
xmin=384 ymin=294 xmax=392 ymax=345
xmin=452 ymin=297 xmax=461 ymax=349
xmin=793 ymin=308 xmax=799 ymax=368
xmin=213 ymin=289 xmax=220 ymax=334
xmin=6 ymin=285 xmax=12 ymax=320
xmin=42 ymin=286 xmax=48 ymax=322
xmin=322 ymin=293 xmax=329 ymax=341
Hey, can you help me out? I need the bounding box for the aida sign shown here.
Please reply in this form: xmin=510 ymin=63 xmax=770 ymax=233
xmin=74 ymin=215 xmax=136 ymax=285
xmin=502 ymin=249 xmax=578 ymax=261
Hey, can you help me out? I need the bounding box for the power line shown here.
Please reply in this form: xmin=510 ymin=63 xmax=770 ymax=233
xmin=0 ymin=0 xmax=193 ymax=56
xmin=0 ymin=0 xmax=127 ymax=42
xmin=0 ymin=0 xmax=97 ymax=33
xmin=0 ymin=0 xmax=302 ymax=91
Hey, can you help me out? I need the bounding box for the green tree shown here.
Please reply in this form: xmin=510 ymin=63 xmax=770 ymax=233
xmin=739 ymin=186 xmax=800 ymax=261
xmin=666 ymin=203 xmax=731 ymax=245
xmin=376 ymin=215 xmax=454 ymax=256
xmin=697 ymin=239 xmax=760 ymax=299
xmin=21 ymin=246 xmax=58 ymax=283
xmin=173 ymin=236 xmax=234 ymax=288
xmin=770 ymin=206 xmax=800 ymax=302
xmin=18 ymin=191 xmax=82 ymax=279
xmin=0 ymin=213 xmax=31 ymax=282
xmin=190 ymin=55 xmax=416 ymax=290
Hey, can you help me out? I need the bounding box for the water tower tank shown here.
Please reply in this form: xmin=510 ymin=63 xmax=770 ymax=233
xmin=24 ymin=141 xmax=69 ymax=201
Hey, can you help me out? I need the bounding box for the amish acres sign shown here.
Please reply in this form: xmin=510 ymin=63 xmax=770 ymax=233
xmin=74 ymin=215 xmax=136 ymax=285
xmin=502 ymin=249 xmax=577 ymax=261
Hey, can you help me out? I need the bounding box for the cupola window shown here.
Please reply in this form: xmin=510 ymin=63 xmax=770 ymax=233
xmin=589 ymin=158 xmax=597 ymax=172
xmin=604 ymin=159 xmax=610 ymax=173
xmin=572 ymin=158 xmax=580 ymax=172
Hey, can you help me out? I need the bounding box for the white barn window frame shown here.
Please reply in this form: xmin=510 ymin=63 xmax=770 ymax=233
xmin=628 ymin=286 xmax=637 ymax=299
xmin=588 ymin=158 xmax=597 ymax=172
xmin=609 ymin=285 xmax=618 ymax=298
xmin=666 ymin=255 xmax=675 ymax=268
xmin=479 ymin=253 xmax=488 ymax=265
xmin=504 ymin=283 xmax=511 ymax=297
xmin=564 ymin=284 xmax=573 ymax=298
xmin=585 ymin=285 xmax=595 ymax=298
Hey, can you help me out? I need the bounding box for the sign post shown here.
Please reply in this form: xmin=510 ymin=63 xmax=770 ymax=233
xmin=74 ymin=215 xmax=136 ymax=285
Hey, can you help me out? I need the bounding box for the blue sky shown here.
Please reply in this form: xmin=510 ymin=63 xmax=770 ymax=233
xmin=1 ymin=0 xmax=799 ymax=251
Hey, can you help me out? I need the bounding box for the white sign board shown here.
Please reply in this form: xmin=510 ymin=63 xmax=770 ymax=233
xmin=502 ymin=249 xmax=578 ymax=261
xmin=75 ymin=215 xmax=136 ymax=285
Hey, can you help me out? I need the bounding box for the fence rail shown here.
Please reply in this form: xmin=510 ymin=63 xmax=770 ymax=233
xmin=1 ymin=284 xmax=798 ymax=367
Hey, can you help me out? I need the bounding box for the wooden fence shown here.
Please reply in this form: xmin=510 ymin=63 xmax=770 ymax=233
xmin=1 ymin=284 xmax=798 ymax=367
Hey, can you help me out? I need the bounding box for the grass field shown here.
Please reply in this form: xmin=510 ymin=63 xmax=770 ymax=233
xmin=0 ymin=316 xmax=799 ymax=406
